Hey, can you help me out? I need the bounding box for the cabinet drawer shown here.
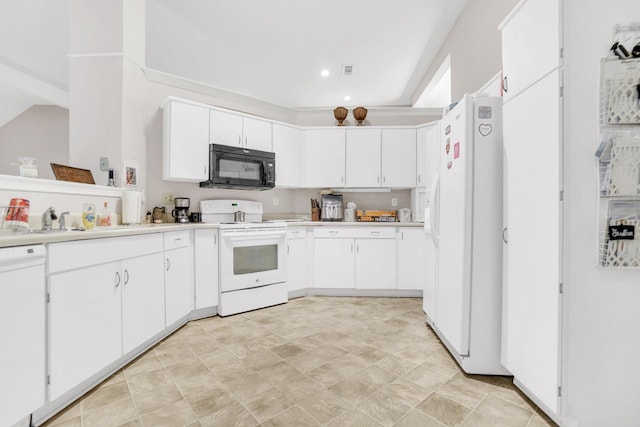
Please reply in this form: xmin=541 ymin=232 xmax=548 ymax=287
xmin=314 ymin=227 xmax=395 ymax=239
xmin=164 ymin=230 xmax=191 ymax=250
xmin=48 ymin=234 xmax=164 ymax=274
xmin=287 ymin=227 xmax=307 ymax=239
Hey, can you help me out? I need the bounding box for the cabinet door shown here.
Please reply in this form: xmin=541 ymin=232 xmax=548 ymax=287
xmin=163 ymin=100 xmax=210 ymax=181
xmin=194 ymin=229 xmax=219 ymax=309
xmin=304 ymin=129 xmax=346 ymax=188
xmin=381 ymin=129 xmax=416 ymax=188
xmin=396 ymin=229 xmax=426 ymax=290
xmin=122 ymin=253 xmax=165 ymax=354
xmin=287 ymin=237 xmax=307 ymax=292
xmin=210 ymin=109 xmax=243 ymax=147
xmin=346 ymin=128 xmax=381 ymax=187
xmin=501 ymin=0 xmax=560 ymax=101
xmin=49 ymin=262 xmax=122 ymax=400
xmin=313 ymin=238 xmax=354 ymax=288
xmin=273 ymin=124 xmax=304 ymax=187
xmin=424 ymin=123 xmax=440 ymax=190
xmin=355 ymin=238 xmax=396 ymax=289
xmin=416 ymin=126 xmax=428 ymax=187
xmin=243 ymin=117 xmax=272 ymax=151
xmin=165 ymin=246 xmax=194 ymax=326
xmin=502 ymin=70 xmax=561 ymax=413
xmin=0 ymin=263 xmax=45 ymax=427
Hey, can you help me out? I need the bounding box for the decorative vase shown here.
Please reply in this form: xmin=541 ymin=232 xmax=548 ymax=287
xmin=333 ymin=107 xmax=348 ymax=126
xmin=353 ymin=106 xmax=368 ymax=125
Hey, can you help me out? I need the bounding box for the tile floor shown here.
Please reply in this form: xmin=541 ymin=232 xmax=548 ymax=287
xmin=43 ymin=296 xmax=557 ymax=427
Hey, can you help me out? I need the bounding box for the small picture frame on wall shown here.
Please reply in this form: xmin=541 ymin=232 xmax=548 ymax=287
xmin=122 ymin=159 xmax=139 ymax=187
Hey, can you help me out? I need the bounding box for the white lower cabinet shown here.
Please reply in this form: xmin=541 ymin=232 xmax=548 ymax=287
xmin=164 ymin=231 xmax=194 ymax=326
xmin=355 ymin=238 xmax=396 ymax=289
xmin=286 ymin=227 xmax=307 ymax=292
xmin=397 ymin=228 xmax=426 ymax=290
xmin=122 ymin=253 xmax=166 ymax=354
xmin=49 ymin=262 xmax=123 ymax=401
xmin=314 ymin=237 xmax=355 ymax=288
xmin=47 ymin=234 xmax=166 ymax=401
xmin=313 ymin=228 xmax=396 ymax=289
xmin=194 ymin=229 xmax=219 ymax=309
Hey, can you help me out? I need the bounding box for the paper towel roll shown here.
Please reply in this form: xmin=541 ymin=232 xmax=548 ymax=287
xmin=122 ymin=191 xmax=141 ymax=224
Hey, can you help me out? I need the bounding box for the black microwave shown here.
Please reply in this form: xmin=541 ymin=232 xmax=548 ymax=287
xmin=200 ymin=144 xmax=276 ymax=190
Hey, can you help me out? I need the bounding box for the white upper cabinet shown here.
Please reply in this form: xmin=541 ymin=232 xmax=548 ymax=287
xmin=500 ymin=0 xmax=561 ymax=101
xmin=243 ymin=117 xmax=273 ymax=151
xmin=381 ymin=129 xmax=416 ymax=188
xmin=162 ymin=99 xmax=210 ymax=182
xmin=416 ymin=123 xmax=440 ymax=189
xmin=304 ymin=128 xmax=346 ymax=188
xmin=273 ymin=123 xmax=304 ymax=187
xmin=345 ymin=128 xmax=381 ymax=187
xmin=209 ymin=109 xmax=272 ymax=152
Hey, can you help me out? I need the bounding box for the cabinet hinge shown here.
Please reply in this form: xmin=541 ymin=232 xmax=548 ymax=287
xmin=559 ymin=190 xmax=564 ymax=201
xmin=559 ymin=86 xmax=563 ymax=97
xmin=47 ymin=375 xmax=51 ymax=385
xmin=560 ymin=47 xmax=563 ymax=59
xmin=558 ymin=386 xmax=562 ymax=397
xmin=559 ymin=283 xmax=563 ymax=294
xmin=46 ymin=293 xmax=50 ymax=303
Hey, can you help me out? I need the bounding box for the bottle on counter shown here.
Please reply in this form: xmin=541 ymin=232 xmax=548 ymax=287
xmin=82 ymin=203 xmax=96 ymax=230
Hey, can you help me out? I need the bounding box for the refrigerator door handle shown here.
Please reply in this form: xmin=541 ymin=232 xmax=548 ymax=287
xmin=429 ymin=173 xmax=440 ymax=248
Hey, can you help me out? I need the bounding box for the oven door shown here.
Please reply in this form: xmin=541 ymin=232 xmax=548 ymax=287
xmin=219 ymin=227 xmax=287 ymax=292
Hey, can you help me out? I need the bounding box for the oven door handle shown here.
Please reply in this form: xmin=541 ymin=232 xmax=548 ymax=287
xmin=221 ymin=230 xmax=287 ymax=242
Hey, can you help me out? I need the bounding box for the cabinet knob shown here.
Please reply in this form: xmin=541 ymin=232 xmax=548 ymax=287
xmin=503 ymin=76 xmax=509 ymax=93
xmin=124 ymin=269 xmax=129 ymax=285
xmin=503 ymin=227 xmax=508 ymax=243
xmin=115 ymin=272 xmax=121 ymax=288
xmin=166 ymin=258 xmax=171 ymax=271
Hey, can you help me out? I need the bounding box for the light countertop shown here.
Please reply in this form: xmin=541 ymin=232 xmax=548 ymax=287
xmin=0 ymin=221 xmax=424 ymax=248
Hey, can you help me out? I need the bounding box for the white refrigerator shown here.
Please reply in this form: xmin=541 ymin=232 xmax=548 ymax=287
xmin=427 ymin=94 xmax=509 ymax=375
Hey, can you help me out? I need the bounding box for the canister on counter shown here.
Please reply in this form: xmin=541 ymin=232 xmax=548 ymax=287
xmin=4 ymin=198 xmax=30 ymax=229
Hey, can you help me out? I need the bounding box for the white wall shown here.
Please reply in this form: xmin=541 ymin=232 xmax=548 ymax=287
xmin=0 ymin=105 xmax=68 ymax=179
xmin=563 ymin=0 xmax=640 ymax=425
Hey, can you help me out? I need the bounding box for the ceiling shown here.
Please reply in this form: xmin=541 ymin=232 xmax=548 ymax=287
xmin=145 ymin=0 xmax=467 ymax=109
xmin=0 ymin=0 xmax=467 ymax=118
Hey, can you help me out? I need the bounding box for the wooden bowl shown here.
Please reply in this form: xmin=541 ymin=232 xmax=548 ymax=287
xmin=333 ymin=107 xmax=348 ymax=126
xmin=353 ymin=106 xmax=368 ymax=125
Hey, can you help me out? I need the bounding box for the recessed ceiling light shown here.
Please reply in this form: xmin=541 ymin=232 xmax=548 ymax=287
xmin=344 ymin=95 xmax=351 ymax=101
xmin=321 ymin=69 xmax=330 ymax=77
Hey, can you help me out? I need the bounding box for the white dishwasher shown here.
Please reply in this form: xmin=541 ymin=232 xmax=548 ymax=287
xmin=0 ymin=244 xmax=46 ymax=427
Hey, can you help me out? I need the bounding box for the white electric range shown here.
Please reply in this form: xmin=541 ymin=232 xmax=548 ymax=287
xmin=200 ymin=200 xmax=288 ymax=316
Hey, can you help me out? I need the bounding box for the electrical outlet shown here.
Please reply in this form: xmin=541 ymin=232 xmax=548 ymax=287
xmin=391 ymin=198 xmax=398 ymax=207
xmin=162 ymin=193 xmax=174 ymax=204
xmin=99 ymin=157 xmax=109 ymax=171
xmin=273 ymin=195 xmax=279 ymax=206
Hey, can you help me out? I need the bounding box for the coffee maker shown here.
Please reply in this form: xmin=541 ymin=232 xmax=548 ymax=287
xmin=172 ymin=197 xmax=190 ymax=223
xmin=321 ymin=194 xmax=344 ymax=221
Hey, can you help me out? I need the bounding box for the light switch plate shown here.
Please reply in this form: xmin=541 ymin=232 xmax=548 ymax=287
xmin=99 ymin=157 xmax=109 ymax=171
xmin=391 ymin=198 xmax=398 ymax=207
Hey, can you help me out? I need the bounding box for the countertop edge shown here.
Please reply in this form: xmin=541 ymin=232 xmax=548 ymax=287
xmin=0 ymin=221 xmax=425 ymax=247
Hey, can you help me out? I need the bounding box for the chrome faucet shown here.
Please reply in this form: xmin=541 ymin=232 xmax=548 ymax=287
xmin=58 ymin=211 xmax=70 ymax=231
xmin=42 ymin=207 xmax=57 ymax=231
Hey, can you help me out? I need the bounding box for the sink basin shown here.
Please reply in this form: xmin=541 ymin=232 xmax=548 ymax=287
xmin=24 ymin=228 xmax=85 ymax=234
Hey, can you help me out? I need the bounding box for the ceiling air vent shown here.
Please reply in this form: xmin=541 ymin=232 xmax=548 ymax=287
xmin=342 ymin=65 xmax=353 ymax=76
